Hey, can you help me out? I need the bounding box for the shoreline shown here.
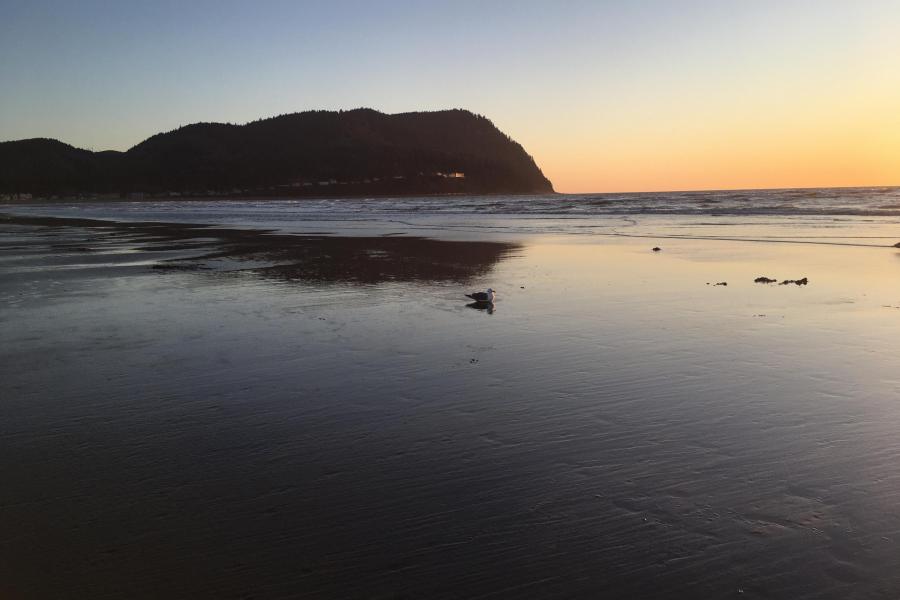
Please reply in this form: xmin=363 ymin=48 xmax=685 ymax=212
xmin=0 ymin=190 xmax=559 ymax=205
xmin=3 ymin=184 xmax=899 ymax=206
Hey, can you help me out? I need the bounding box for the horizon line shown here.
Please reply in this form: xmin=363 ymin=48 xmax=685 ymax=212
xmin=557 ymin=184 xmax=900 ymax=195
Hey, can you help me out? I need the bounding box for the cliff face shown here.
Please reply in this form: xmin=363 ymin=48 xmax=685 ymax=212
xmin=0 ymin=109 xmax=553 ymax=196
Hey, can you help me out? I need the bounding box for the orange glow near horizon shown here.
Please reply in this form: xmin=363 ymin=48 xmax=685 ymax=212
xmin=525 ymin=76 xmax=900 ymax=194
xmin=507 ymin=3 xmax=900 ymax=195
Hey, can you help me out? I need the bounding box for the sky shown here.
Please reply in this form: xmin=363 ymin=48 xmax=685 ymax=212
xmin=2 ymin=0 xmax=899 ymax=193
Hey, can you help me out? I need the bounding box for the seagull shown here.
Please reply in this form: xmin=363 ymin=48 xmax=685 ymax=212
xmin=465 ymin=288 xmax=495 ymax=303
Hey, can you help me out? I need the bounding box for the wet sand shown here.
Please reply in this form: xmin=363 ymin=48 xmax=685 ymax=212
xmin=2 ymin=213 xmax=900 ymax=599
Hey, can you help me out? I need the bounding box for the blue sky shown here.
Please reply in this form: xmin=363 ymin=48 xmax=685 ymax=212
xmin=2 ymin=0 xmax=898 ymax=191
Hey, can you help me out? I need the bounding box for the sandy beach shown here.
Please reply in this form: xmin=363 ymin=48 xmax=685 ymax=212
xmin=2 ymin=206 xmax=900 ymax=598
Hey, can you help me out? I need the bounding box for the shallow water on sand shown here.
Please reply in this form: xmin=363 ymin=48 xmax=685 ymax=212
xmin=2 ymin=212 xmax=900 ymax=598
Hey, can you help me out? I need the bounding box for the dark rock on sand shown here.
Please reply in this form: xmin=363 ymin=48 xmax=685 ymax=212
xmin=754 ymin=277 xmax=777 ymax=284
xmin=652 ymin=247 xmax=661 ymax=252
xmin=894 ymin=242 xmax=900 ymax=248
xmin=714 ymin=282 xmax=727 ymax=286
xmin=780 ymin=278 xmax=808 ymax=286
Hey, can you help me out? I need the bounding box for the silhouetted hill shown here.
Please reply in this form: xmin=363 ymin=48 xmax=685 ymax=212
xmin=0 ymin=109 xmax=553 ymax=197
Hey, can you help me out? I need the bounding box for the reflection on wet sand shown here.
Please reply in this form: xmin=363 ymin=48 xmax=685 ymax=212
xmin=1 ymin=214 xmax=520 ymax=285
xmin=5 ymin=211 xmax=900 ymax=599
xmin=466 ymin=301 xmax=495 ymax=314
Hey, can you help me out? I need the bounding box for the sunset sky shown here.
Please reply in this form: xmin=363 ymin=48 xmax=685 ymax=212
xmin=2 ymin=0 xmax=899 ymax=193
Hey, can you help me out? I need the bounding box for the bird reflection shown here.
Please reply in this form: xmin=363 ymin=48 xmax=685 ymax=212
xmin=466 ymin=301 xmax=495 ymax=314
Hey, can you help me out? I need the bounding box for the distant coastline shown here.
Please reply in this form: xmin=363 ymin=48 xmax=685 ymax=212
xmin=0 ymin=189 xmax=558 ymax=204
